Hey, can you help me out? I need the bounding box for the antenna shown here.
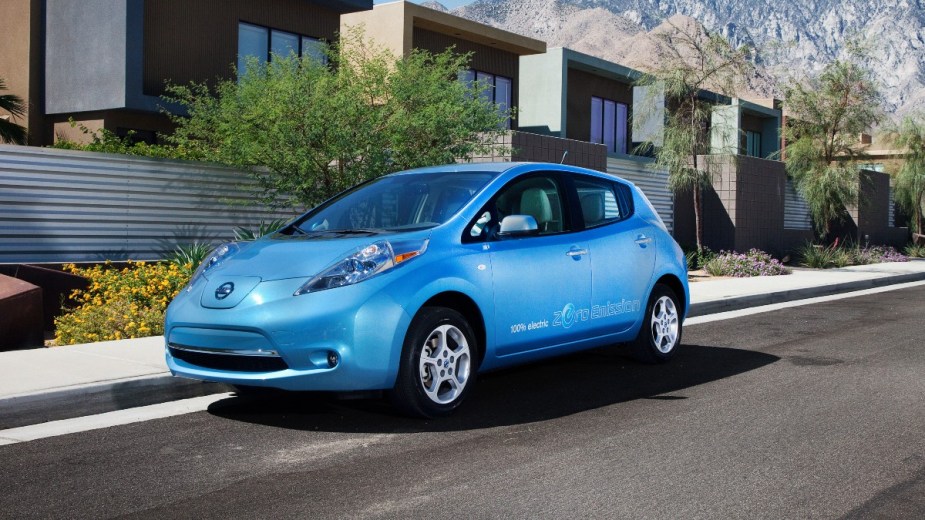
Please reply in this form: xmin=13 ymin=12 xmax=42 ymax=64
xmin=560 ymin=150 xmax=568 ymax=164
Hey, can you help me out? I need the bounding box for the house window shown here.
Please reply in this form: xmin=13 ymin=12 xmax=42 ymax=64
xmin=590 ymin=96 xmax=628 ymax=154
xmin=460 ymin=69 xmax=513 ymax=129
xmin=745 ymin=130 xmax=762 ymax=157
xmin=237 ymin=22 xmax=325 ymax=76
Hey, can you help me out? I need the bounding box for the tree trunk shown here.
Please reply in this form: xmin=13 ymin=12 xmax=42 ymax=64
xmin=694 ymin=184 xmax=704 ymax=252
xmin=917 ymin=193 xmax=924 ymax=235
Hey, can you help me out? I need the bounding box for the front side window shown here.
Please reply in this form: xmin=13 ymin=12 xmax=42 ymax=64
xmin=591 ymin=96 xmax=629 ymax=154
xmin=467 ymin=174 xmax=568 ymax=241
xmin=238 ymin=23 xmax=326 ymax=77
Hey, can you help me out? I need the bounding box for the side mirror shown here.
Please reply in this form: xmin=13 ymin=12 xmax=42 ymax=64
xmin=498 ymin=215 xmax=539 ymax=238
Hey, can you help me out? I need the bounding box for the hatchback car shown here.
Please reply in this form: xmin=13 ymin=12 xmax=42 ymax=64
xmin=165 ymin=162 xmax=688 ymax=417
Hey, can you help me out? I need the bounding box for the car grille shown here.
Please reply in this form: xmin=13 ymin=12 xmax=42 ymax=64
xmin=168 ymin=345 xmax=289 ymax=372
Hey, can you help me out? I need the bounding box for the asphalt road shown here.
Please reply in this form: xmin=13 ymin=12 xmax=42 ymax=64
xmin=1 ymin=286 xmax=924 ymax=519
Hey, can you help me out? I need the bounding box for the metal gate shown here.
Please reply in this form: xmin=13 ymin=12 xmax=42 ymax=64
xmin=784 ymin=178 xmax=812 ymax=230
xmin=606 ymin=156 xmax=673 ymax=233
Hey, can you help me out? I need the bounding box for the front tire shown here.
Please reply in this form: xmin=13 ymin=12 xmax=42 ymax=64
xmin=630 ymin=284 xmax=682 ymax=364
xmin=389 ymin=307 xmax=477 ymax=418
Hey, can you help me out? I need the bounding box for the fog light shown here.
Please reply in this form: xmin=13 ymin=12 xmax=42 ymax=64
xmin=327 ymin=351 xmax=339 ymax=368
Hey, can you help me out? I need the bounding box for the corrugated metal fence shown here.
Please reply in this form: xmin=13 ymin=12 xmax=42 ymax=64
xmin=606 ymin=156 xmax=673 ymax=233
xmin=0 ymin=145 xmax=299 ymax=263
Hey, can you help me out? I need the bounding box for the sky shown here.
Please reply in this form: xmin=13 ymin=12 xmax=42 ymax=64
xmin=374 ymin=0 xmax=478 ymax=9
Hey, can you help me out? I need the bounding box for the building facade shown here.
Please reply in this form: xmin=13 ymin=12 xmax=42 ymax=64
xmin=341 ymin=1 xmax=545 ymax=131
xmin=1 ymin=0 xmax=373 ymax=146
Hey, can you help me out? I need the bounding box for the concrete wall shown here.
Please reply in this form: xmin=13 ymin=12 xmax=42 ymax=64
xmin=517 ymin=49 xmax=567 ymax=136
xmin=632 ymin=84 xmax=665 ymax=147
xmin=45 ymin=0 xmax=132 ymax=115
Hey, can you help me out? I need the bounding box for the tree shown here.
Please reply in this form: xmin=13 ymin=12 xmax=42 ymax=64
xmin=0 ymin=77 xmax=27 ymax=145
xmin=634 ymin=19 xmax=753 ymax=252
xmin=163 ymin=30 xmax=508 ymax=208
xmin=781 ymin=58 xmax=882 ymax=239
xmin=887 ymin=114 xmax=925 ymax=234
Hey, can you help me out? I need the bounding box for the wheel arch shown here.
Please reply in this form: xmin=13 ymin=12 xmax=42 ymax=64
xmin=654 ymin=273 xmax=687 ymax=316
xmin=419 ymin=291 xmax=487 ymax=368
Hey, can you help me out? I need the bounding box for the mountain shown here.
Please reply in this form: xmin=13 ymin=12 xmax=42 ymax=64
xmin=451 ymin=0 xmax=925 ymax=117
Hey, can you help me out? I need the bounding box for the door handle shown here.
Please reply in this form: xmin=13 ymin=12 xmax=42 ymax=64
xmin=566 ymin=248 xmax=589 ymax=257
xmin=635 ymin=235 xmax=653 ymax=246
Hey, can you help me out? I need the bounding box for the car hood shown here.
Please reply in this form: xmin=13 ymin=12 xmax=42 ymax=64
xmin=203 ymin=236 xmax=387 ymax=282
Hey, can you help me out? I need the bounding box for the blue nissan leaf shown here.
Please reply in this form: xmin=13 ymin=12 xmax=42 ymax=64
xmin=165 ymin=162 xmax=689 ymax=417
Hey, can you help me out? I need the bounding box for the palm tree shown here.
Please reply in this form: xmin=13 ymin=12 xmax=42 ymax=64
xmin=0 ymin=77 xmax=27 ymax=145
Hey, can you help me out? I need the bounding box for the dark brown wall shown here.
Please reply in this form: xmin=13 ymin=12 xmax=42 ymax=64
xmin=677 ymin=155 xmax=793 ymax=256
xmin=468 ymin=131 xmax=607 ymax=172
xmin=412 ymin=27 xmax=518 ymax=79
xmin=412 ymin=27 xmax=519 ymax=127
xmin=676 ymin=158 xmax=907 ymax=256
xmin=855 ymin=170 xmax=908 ymax=247
xmin=143 ymin=0 xmax=341 ymax=96
xmin=564 ymin=68 xmax=632 ymax=144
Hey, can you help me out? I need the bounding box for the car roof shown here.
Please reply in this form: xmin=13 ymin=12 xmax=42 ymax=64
xmin=388 ymin=162 xmax=617 ymax=180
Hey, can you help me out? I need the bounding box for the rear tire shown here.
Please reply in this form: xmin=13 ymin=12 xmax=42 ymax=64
xmin=630 ymin=284 xmax=682 ymax=364
xmin=389 ymin=307 xmax=477 ymax=418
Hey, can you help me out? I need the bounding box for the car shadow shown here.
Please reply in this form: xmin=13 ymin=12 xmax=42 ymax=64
xmin=206 ymin=344 xmax=779 ymax=432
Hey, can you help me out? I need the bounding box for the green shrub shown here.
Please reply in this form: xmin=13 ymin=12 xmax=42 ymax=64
xmin=54 ymin=261 xmax=190 ymax=345
xmin=799 ymin=241 xmax=908 ymax=268
xmin=683 ymin=246 xmax=716 ymax=270
xmin=232 ymin=218 xmax=288 ymax=241
xmin=167 ymin=241 xmax=214 ymax=273
xmin=905 ymin=243 xmax=925 ymax=258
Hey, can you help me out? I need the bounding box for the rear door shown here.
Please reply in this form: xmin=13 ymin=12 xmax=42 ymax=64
xmin=574 ymin=176 xmax=655 ymax=335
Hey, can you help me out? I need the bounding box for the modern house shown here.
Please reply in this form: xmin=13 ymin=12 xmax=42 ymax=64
xmin=341 ymin=1 xmax=545 ymax=131
xmin=711 ymin=98 xmax=782 ymax=159
xmin=0 ymin=0 xmax=374 ymax=146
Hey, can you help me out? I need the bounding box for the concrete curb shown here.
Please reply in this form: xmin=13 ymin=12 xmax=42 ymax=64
xmin=0 ymin=374 xmax=229 ymax=430
xmin=688 ymin=271 xmax=925 ymax=317
xmin=3 ymin=270 xmax=924 ymax=430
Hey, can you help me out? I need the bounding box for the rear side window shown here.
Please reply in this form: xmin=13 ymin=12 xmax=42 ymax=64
xmin=574 ymin=177 xmax=633 ymax=228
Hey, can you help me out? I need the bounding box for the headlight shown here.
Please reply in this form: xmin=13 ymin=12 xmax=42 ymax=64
xmin=294 ymin=239 xmax=428 ymax=295
xmin=187 ymin=242 xmax=240 ymax=290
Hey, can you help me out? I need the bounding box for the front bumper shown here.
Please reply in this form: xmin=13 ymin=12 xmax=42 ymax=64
xmin=164 ymin=276 xmax=411 ymax=392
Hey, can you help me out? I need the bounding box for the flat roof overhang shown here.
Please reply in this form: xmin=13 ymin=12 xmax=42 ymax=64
xmin=407 ymin=3 xmax=545 ymax=56
xmin=315 ymin=0 xmax=374 ymax=14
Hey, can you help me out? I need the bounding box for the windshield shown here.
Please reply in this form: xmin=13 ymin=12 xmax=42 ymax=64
xmin=288 ymin=171 xmax=497 ymax=235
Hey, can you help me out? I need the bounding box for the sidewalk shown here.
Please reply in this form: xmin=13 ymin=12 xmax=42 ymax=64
xmin=2 ymin=259 xmax=924 ymax=403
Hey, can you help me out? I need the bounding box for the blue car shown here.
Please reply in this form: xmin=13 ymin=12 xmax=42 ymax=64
xmin=165 ymin=162 xmax=688 ymax=417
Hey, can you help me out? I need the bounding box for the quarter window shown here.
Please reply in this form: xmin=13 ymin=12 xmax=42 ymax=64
xmin=574 ymin=177 xmax=632 ymax=228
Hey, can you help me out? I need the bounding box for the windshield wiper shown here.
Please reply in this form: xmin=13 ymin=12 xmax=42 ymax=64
xmin=305 ymin=228 xmax=383 ymax=236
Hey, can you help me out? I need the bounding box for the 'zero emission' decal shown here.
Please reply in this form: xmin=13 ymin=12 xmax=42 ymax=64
xmin=510 ymin=299 xmax=641 ymax=334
